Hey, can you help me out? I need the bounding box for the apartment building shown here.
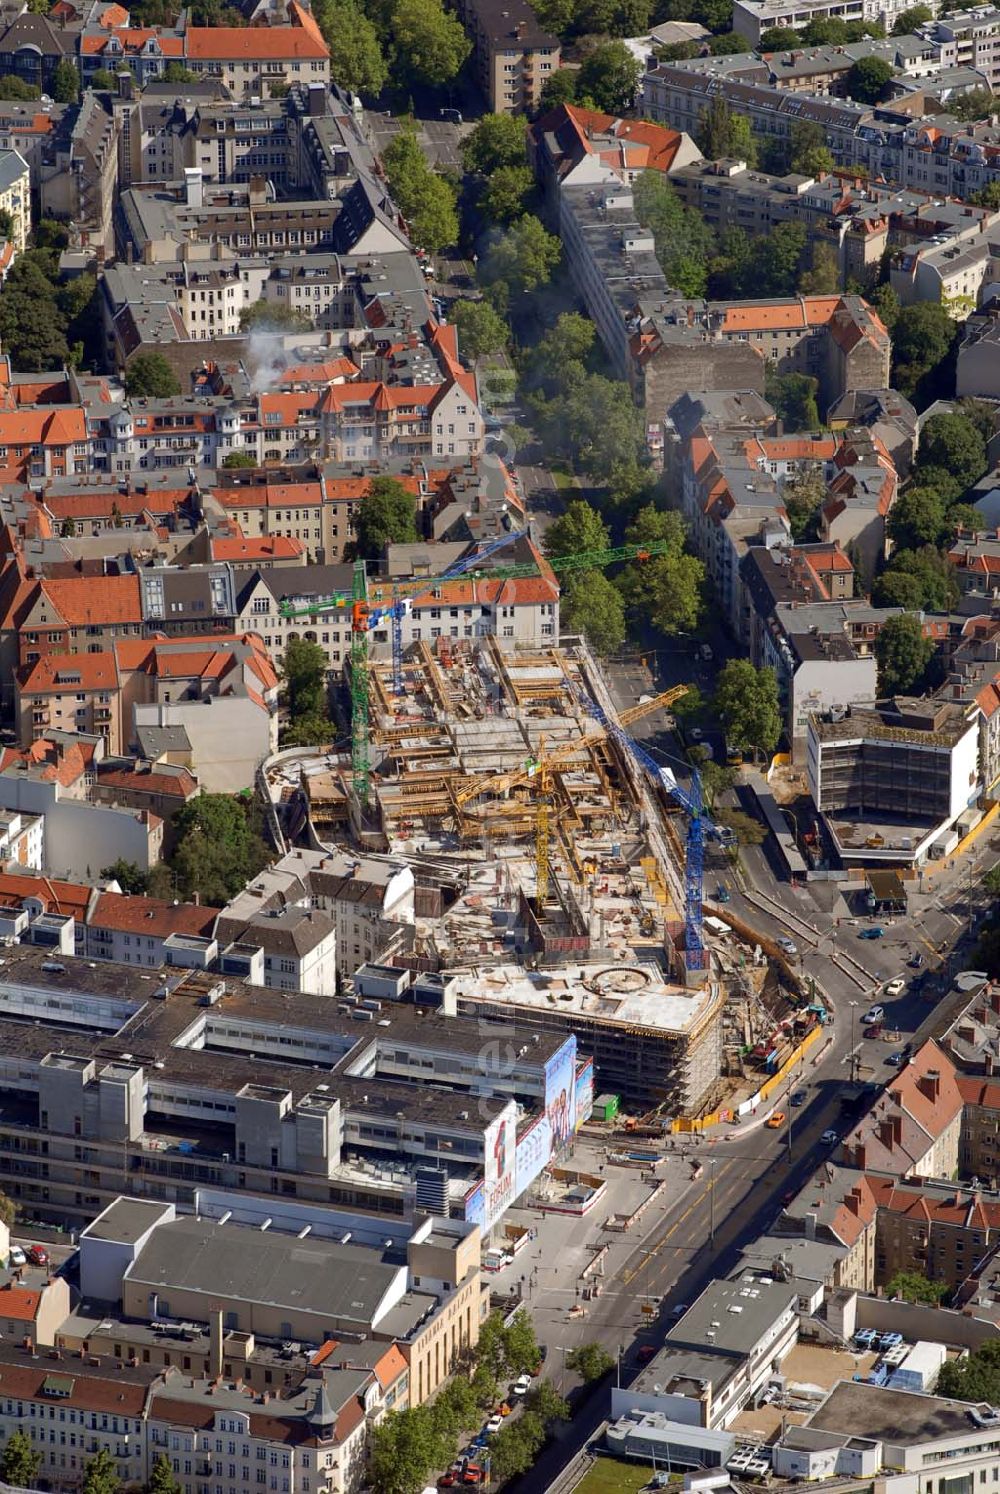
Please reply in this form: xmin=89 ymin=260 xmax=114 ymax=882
xmin=0 ymin=148 xmax=29 ymax=257
xmin=733 ymin=0 xmax=914 ymax=44
xmin=215 ymin=862 xmax=338 ymax=996
xmin=529 ymin=102 xmax=699 ymax=206
xmin=451 ymin=0 xmax=559 ymax=112
xmin=0 ymin=8 xmax=75 ymax=95
xmin=807 ymin=698 xmax=980 ymax=864
xmin=918 ymin=6 xmax=1000 ymax=89
xmin=39 ymin=90 xmax=119 ymax=262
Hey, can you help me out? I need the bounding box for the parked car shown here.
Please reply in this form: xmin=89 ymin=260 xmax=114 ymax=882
xmin=716 ymin=884 xmax=731 ymax=903
xmin=790 ymin=1089 xmax=807 ymax=1107
xmin=26 ymin=1244 xmax=48 ymax=1267
xmin=8 ymin=1245 xmax=25 ymax=1267
xmin=865 ymin=1023 xmax=883 ymax=1039
xmin=908 ymin=953 xmax=924 ymax=968
xmin=776 ymin=937 xmax=798 ymax=956
xmin=512 ymin=1375 xmax=532 ymax=1397
xmin=885 ymin=1052 xmax=906 ymax=1067
xmin=765 ymin=1111 xmax=786 ymax=1130
xmin=485 ymin=1416 xmax=503 ymax=1435
xmin=821 ymin=1129 xmax=839 ymax=1146
xmin=863 ymin=1005 xmax=885 ymax=1025
xmin=636 ymin=1345 xmax=657 ymax=1363
xmin=883 ymin=977 xmax=905 ymax=997
xmin=859 ymin=927 xmax=885 ymax=940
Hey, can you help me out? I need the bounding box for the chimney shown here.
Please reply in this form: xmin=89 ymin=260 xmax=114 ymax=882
xmin=209 ymin=1310 xmax=223 ymax=1381
xmin=919 ymin=1070 xmax=941 ymax=1104
xmin=891 ymin=1112 xmax=902 ymax=1147
xmin=184 ymin=167 xmax=204 ymax=210
xmin=854 ymin=1143 xmax=866 ymax=1168
xmin=804 ymin=1211 xmax=817 ymax=1239
xmin=879 ymin=1116 xmax=894 ymax=1148
xmin=308 ymin=81 xmax=325 ymax=117
xmin=845 ymin=1188 xmax=861 ymax=1217
xmin=116 ymin=69 xmax=133 ymax=102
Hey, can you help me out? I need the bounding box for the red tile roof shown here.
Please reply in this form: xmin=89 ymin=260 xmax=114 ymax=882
xmin=0 ymin=870 xmax=91 ymax=920
xmin=90 ymin=891 xmax=219 ymax=939
xmin=0 ymin=1284 xmax=43 ymax=1322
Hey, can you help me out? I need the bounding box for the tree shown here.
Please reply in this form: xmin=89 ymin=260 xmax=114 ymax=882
xmin=714 ymin=660 xmax=782 ymax=758
xmin=618 ymin=506 xmax=704 ymax=635
xmin=91 ymin=67 xmax=115 ymax=88
xmin=789 ymin=118 xmax=834 ymax=176
xmin=707 ymin=30 xmax=752 ymax=51
xmin=502 ymin=1308 xmax=540 ymax=1375
xmin=759 ymin=24 xmax=799 ymax=47
xmin=892 ymin=300 xmax=957 ymax=403
xmin=82 ymin=1448 xmax=121 ymax=1494
xmin=918 ymin=412 xmax=987 ymax=489
xmin=799 ymin=241 xmax=840 ymax=294
xmin=716 ymin=807 xmax=767 ymax=845
xmin=163 ymin=60 xmax=197 ymax=82
xmin=450 ymin=298 xmax=508 ymax=361
xmin=655 ymin=39 xmax=700 ymax=59
xmin=756 ymin=221 xmax=808 ymax=296
xmin=1 ymin=1428 xmax=40 ymax=1488
xmin=284 ymin=636 xmax=330 ymax=727
xmin=783 ymin=468 xmax=826 ymax=540
xmin=382 ymin=129 xmax=459 ymax=253
xmin=983 ymin=864 xmax=1000 ymax=897
xmin=846 ymin=55 xmax=894 ymax=103
xmin=480 ymin=215 xmax=561 ymax=297
xmin=697 ymin=95 xmax=757 ymax=165
xmin=525 ymin=312 xmax=595 ymax=394
xmin=555 ymin=373 xmax=643 ymax=480
xmin=892 ymin=2 xmax=932 ymax=30
xmin=945 ymin=86 xmax=994 ymax=122
xmin=949 ymin=502 xmax=986 ymax=534
xmin=315 ymin=0 xmax=387 ymax=94
xmin=487 ymin=1423 xmax=537 ymax=1484
xmin=875 ymin=612 xmax=934 ymax=696
xmin=524 ymin=1379 xmax=569 ymax=1426
xmin=370 ymin=1404 xmax=453 ymax=1494
xmin=220 ymin=452 xmax=257 ymax=470
xmin=390 ymin=0 xmax=470 ymax=86
xmin=576 ymin=41 xmax=641 ymax=113
xmin=938 ymin=1339 xmax=1000 ymax=1403
xmin=560 ymin=570 xmax=626 ymax=654
xmin=766 ymin=370 xmax=820 ymax=432
xmin=545 ymin=500 xmax=610 ymax=561
xmin=887 ymin=487 xmax=947 ymax=551
xmin=0 ymin=77 xmax=39 ymax=100
xmin=480 ymin=164 xmax=534 ymax=225
xmin=240 ymin=299 xmax=310 ymax=334
xmin=52 ymin=57 xmax=80 ymax=102
xmin=538 ymin=68 xmax=578 ymax=109
xmin=633 ymin=169 xmax=714 ymax=296
xmin=125 ymin=352 xmax=180 ymax=398
xmin=147 ymin=1455 xmax=183 ymax=1494
xmin=578 ymin=0 xmax=652 ymax=34
xmin=353 ymin=475 xmax=418 ymax=558
xmin=532 ymin=0 xmax=574 ymax=32
xmin=886 ymin=1270 xmax=947 ymax=1305
xmin=565 ymin=1343 xmax=616 ymax=1382
xmin=876 ymin=544 xmax=958 ymax=612
xmin=170 ymin=794 xmax=271 ymax=906
xmin=101 ymin=859 xmax=150 ymax=895
xmin=461 ymin=113 xmax=527 ymax=176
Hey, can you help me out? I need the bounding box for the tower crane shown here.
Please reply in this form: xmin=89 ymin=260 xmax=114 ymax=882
xmin=279 ymin=538 xmax=686 ymax=807
xmin=574 ymin=686 xmax=734 ymax=976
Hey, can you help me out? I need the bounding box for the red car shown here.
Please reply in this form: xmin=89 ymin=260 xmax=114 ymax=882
xmin=26 ymin=1245 xmax=48 ymax=1267
xmin=637 ymin=1345 xmax=657 ymax=1363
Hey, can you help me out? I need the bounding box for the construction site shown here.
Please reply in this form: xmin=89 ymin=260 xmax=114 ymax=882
xmin=263 ymin=635 xmax=809 ymax=1117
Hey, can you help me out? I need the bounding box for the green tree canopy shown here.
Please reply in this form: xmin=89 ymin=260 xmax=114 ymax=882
xmin=52 ymin=57 xmax=79 ymax=101
xmin=353 ymin=475 xmax=418 ymax=558
xmin=170 ymin=794 xmax=271 ymax=906
xmin=450 ymin=298 xmax=508 ymax=361
xmin=945 ymin=86 xmax=995 ymax=121
xmin=382 ymin=128 xmax=459 ymax=253
xmin=369 ymin=1404 xmax=452 ymax=1494
xmin=697 ymin=95 xmax=757 ymax=164
xmin=875 ymin=612 xmax=934 ymax=695
xmin=538 ymin=67 xmax=578 ymax=109
xmin=891 ymin=299 xmax=957 ymax=403
xmin=461 ymin=113 xmax=527 ymax=176
xmin=565 ymin=1343 xmax=616 ymax=1381
xmin=846 ymin=55 xmax=895 ymax=102
xmin=886 ymin=1270 xmax=948 ymax=1304
xmin=221 ymin=451 xmax=258 ymax=469
xmin=314 ymin=0 xmax=387 ymax=93
xmin=766 ymin=370 xmax=820 ymax=431
xmin=618 ymin=506 xmax=704 ymax=635
xmin=892 ymin=3 xmax=932 ymax=30
xmin=799 ymin=241 xmax=840 ymax=294
xmin=124 ymin=351 xmax=181 ymax=397
xmin=577 ymin=0 xmax=652 ymax=34
xmin=633 ymin=169 xmax=714 ymax=296
xmin=544 ymin=499 xmax=610 ymax=559
xmin=1 ymin=1428 xmax=40 ymax=1487
xmin=480 ymin=164 xmax=535 ymax=225
xmin=937 ymin=1338 xmax=1000 ymax=1402
xmin=0 ymin=77 xmax=39 ymax=99
xmin=783 ymin=468 xmax=826 ymax=540
xmin=480 ymin=214 xmax=561 ymax=297
xmin=918 ymin=412 xmax=987 ymax=489
xmin=390 ymin=0 xmax=470 ymax=85
xmin=559 ymin=570 xmax=626 ymax=655
xmin=759 ymin=24 xmax=799 ymax=46
xmin=875 ymin=544 xmax=958 ymax=612
xmin=90 ymin=67 xmax=115 ymax=88
xmin=101 ymin=858 xmax=151 ymax=894
xmin=147 ymin=1454 xmax=183 ymax=1494
xmin=713 ymin=660 xmax=782 ymax=757
xmin=789 ymin=118 xmax=834 ymax=176
xmin=524 ymin=312 xmax=595 ymax=395
xmin=887 ymin=487 xmax=947 ymax=551
xmin=81 ymin=1447 xmax=122 ymax=1494
xmin=576 ymin=40 xmax=641 ymax=112
xmin=283 ymin=636 xmax=330 ymax=726
xmin=163 ymin=60 xmax=197 ymax=81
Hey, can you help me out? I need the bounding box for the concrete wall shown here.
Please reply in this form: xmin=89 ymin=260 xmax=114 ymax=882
xmin=643 ymin=342 xmax=766 ymax=418
xmin=855 ymin=1295 xmax=1000 ymax=1348
xmin=42 ymin=799 xmax=162 ymax=882
xmin=133 ymin=696 xmax=273 ymax=793
xmin=791 ymin=656 xmax=877 ymax=760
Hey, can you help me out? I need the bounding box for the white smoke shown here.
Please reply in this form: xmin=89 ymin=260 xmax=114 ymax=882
xmin=244 ymin=326 xmax=295 ymax=396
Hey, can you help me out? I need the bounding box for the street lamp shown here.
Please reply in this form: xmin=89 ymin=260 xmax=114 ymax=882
xmin=709 ymin=1156 xmax=718 ymax=1245
xmin=849 ymin=1000 xmax=859 ymax=1084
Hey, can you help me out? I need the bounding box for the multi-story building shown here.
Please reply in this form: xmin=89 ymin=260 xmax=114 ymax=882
xmin=451 ymin=0 xmax=559 ymax=112
xmin=733 ymin=0 xmax=914 ymax=44
xmin=40 ymin=90 xmax=120 ymax=262
xmin=0 ymin=8 xmax=76 ymax=95
xmin=529 ymin=102 xmax=699 ymax=207
xmin=917 ymin=6 xmax=1000 ymax=90
xmin=807 ymin=697 xmax=981 ymax=865
xmin=0 ymin=148 xmax=30 ymax=257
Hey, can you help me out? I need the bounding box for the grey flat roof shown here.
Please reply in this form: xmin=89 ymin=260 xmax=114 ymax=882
xmin=668 ymin=1276 xmax=797 ymax=1358
xmin=83 ymin=1198 xmax=171 ymax=1245
xmin=808 ymin=1381 xmax=986 ymax=1443
xmin=126 ymin=1216 xmax=400 ymax=1328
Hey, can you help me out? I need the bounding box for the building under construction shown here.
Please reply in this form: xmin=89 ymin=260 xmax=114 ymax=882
xmin=264 ymin=636 xmax=786 ymax=1115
